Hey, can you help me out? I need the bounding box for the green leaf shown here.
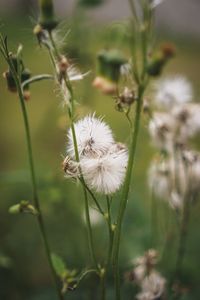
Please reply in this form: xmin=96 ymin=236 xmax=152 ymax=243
xmin=51 ymin=253 xmax=66 ymax=276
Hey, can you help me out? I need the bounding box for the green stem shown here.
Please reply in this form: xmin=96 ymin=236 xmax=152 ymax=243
xmin=21 ymin=74 xmax=54 ymax=90
xmin=112 ymin=85 xmax=144 ymax=300
xmin=83 ymin=185 xmax=99 ymax=269
xmin=100 ymin=272 xmax=106 ymax=300
xmin=106 ymin=196 xmax=113 ymax=267
xmin=47 ymin=32 xmax=98 ymax=270
xmin=174 ymin=196 xmax=191 ymax=281
xmin=6 ymin=57 xmax=64 ymax=300
xmin=82 ymin=180 xmax=105 ymax=216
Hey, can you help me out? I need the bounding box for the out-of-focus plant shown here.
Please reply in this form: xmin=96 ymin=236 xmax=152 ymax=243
xmin=147 ymin=74 xmax=200 ymax=299
xmin=2 ymin=0 xmax=199 ymax=300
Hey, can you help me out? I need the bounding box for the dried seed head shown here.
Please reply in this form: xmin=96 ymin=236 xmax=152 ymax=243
xmin=62 ymin=156 xmax=79 ymax=179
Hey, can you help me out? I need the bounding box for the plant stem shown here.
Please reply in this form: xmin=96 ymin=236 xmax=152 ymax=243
xmin=83 ymin=184 xmax=99 ymax=269
xmin=174 ymin=196 xmax=191 ymax=281
xmin=106 ymin=196 xmax=113 ymax=267
xmin=47 ymin=32 xmax=98 ymax=270
xmin=6 ymin=58 xmax=64 ymax=300
xmin=112 ymin=85 xmax=145 ymax=300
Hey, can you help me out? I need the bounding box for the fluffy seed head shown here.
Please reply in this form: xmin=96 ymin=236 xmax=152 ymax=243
xmin=80 ymin=143 xmax=128 ymax=194
xmin=67 ymin=115 xmax=115 ymax=159
xmin=136 ymin=271 xmax=166 ymax=300
xmin=154 ymin=76 xmax=193 ymax=109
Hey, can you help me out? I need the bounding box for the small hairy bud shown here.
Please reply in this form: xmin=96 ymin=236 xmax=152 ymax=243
xmin=9 ymin=201 xmax=38 ymax=215
xmin=39 ymin=0 xmax=58 ymax=31
xmin=33 ymin=24 xmax=47 ymax=45
xmin=116 ymin=87 xmax=135 ymax=112
xmin=57 ymin=56 xmax=70 ymax=83
xmin=147 ymin=43 xmax=175 ymax=77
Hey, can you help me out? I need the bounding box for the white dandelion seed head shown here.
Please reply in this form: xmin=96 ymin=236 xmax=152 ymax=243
xmin=170 ymin=191 xmax=183 ymax=210
xmin=133 ymin=265 xmax=146 ymax=284
xmin=80 ymin=144 xmax=128 ymax=194
xmin=137 ymin=271 xmax=166 ymax=300
xmin=148 ymin=159 xmax=172 ymax=201
xmin=154 ymin=76 xmax=193 ymax=110
xmin=132 ymin=249 xmax=158 ymax=284
xmin=148 ymin=112 xmax=175 ymax=152
xmin=67 ymin=115 xmax=115 ymax=159
xmin=172 ymin=104 xmax=200 ymax=142
xmin=184 ymin=151 xmax=200 ymax=196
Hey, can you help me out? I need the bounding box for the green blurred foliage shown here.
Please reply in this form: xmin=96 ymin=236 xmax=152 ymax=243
xmin=0 ymin=10 xmax=200 ymax=300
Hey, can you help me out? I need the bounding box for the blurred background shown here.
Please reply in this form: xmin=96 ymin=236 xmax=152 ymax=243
xmin=0 ymin=0 xmax=200 ymax=299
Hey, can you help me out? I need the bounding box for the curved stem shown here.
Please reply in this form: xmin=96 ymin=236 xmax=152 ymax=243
xmin=5 ymin=55 xmax=64 ymax=300
xmin=22 ymin=74 xmax=54 ymax=90
xmin=47 ymin=32 xmax=98 ymax=270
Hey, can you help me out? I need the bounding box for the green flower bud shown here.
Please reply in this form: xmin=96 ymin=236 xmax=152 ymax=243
xmin=147 ymin=43 xmax=175 ymax=77
xmin=8 ymin=204 xmax=21 ymax=214
xmin=8 ymin=201 xmax=38 ymax=216
xmin=39 ymin=0 xmax=58 ymax=31
xmin=97 ymin=49 xmax=127 ymax=82
xmin=21 ymin=68 xmax=31 ymax=90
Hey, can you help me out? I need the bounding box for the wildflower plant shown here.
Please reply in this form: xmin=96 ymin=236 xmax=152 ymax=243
xmin=0 ymin=0 xmax=199 ymax=299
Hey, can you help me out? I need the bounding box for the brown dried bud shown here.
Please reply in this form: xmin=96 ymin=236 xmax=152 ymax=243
xmin=62 ymin=156 xmax=79 ymax=178
xmin=92 ymin=76 xmax=117 ymax=95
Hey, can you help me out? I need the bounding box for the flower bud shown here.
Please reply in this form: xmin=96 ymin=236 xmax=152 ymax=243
xmin=3 ymin=54 xmax=19 ymax=92
xmin=97 ymin=49 xmax=127 ymax=82
xmin=33 ymin=24 xmax=47 ymax=45
xmin=3 ymin=71 xmax=17 ymax=92
xmin=147 ymin=43 xmax=175 ymax=77
xmin=115 ymin=87 xmax=135 ymax=112
xmin=93 ymin=49 xmax=127 ymax=95
xmin=21 ymin=68 xmax=31 ymax=100
xmin=39 ymin=0 xmax=58 ymax=31
xmin=9 ymin=201 xmax=38 ymax=216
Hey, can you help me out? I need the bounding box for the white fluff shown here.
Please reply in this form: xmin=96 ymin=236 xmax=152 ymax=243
xmin=148 ymin=112 xmax=175 ymax=152
xmin=172 ymin=104 xmax=200 ymax=142
xmin=137 ymin=271 xmax=166 ymax=300
xmin=80 ymin=144 xmax=128 ymax=194
xmin=67 ymin=115 xmax=115 ymax=159
xmin=154 ymin=76 xmax=193 ymax=109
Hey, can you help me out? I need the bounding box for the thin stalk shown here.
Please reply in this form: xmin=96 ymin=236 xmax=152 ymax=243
xmin=82 ymin=180 xmax=105 ymax=216
xmin=21 ymin=74 xmax=54 ymax=90
xmin=5 ymin=57 xmax=64 ymax=300
xmin=83 ymin=185 xmax=99 ymax=269
xmin=47 ymin=32 xmax=98 ymax=270
xmin=106 ymin=196 xmax=113 ymax=267
xmin=174 ymin=196 xmax=191 ymax=281
xmin=112 ymin=85 xmax=145 ymax=300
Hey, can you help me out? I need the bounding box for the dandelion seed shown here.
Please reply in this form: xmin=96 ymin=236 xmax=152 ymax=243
xmin=136 ymin=271 xmax=166 ymax=300
xmin=80 ymin=143 xmax=128 ymax=194
xmin=148 ymin=112 xmax=175 ymax=152
xmin=154 ymin=76 xmax=193 ymax=109
xmin=67 ymin=115 xmax=115 ymax=159
xmin=172 ymin=104 xmax=200 ymax=141
xmin=148 ymin=159 xmax=172 ymax=201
